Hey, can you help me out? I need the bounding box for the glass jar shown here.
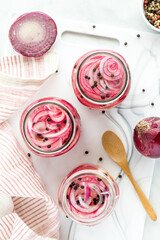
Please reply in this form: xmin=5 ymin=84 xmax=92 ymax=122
xmin=72 ymin=50 xmax=131 ymax=109
xmin=20 ymin=97 xmax=81 ymax=157
xmin=58 ymin=164 xmax=119 ymax=225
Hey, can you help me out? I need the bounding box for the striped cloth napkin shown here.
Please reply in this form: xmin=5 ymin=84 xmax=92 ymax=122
xmin=0 ymin=50 xmax=60 ymax=240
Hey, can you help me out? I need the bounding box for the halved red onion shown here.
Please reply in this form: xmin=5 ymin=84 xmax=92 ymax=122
xmin=9 ymin=11 xmax=57 ymax=57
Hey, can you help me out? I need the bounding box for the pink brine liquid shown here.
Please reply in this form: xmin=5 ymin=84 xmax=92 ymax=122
xmin=20 ymin=97 xmax=81 ymax=157
xmin=58 ymin=164 xmax=119 ymax=225
xmin=72 ymin=50 xmax=131 ymax=109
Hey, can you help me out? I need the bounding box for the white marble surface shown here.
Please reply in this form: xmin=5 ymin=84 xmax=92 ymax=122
xmin=0 ymin=0 xmax=160 ymax=240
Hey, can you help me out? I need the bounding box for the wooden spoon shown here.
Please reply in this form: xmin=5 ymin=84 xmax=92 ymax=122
xmin=102 ymin=130 xmax=157 ymax=221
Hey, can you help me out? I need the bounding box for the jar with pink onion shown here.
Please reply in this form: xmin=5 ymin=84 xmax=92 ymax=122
xmin=72 ymin=50 xmax=131 ymax=109
xmin=20 ymin=97 xmax=81 ymax=157
xmin=58 ymin=164 xmax=119 ymax=225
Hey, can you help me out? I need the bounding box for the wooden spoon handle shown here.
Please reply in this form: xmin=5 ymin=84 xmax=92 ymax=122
xmin=126 ymin=170 xmax=157 ymax=221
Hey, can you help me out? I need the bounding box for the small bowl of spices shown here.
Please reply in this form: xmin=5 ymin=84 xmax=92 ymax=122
xmin=142 ymin=0 xmax=160 ymax=32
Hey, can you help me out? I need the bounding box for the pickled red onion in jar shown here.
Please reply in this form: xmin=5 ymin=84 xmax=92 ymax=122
xmin=72 ymin=50 xmax=131 ymax=109
xmin=20 ymin=97 xmax=81 ymax=157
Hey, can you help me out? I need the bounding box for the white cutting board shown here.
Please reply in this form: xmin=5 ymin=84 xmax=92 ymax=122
xmin=6 ymin=18 xmax=159 ymax=240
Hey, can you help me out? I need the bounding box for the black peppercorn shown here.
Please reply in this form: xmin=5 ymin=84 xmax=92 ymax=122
xmin=97 ymin=178 xmax=102 ymax=181
xmin=101 ymin=96 xmax=105 ymax=100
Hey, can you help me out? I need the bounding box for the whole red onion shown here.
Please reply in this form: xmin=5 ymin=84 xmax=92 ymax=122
xmin=133 ymin=117 xmax=160 ymax=158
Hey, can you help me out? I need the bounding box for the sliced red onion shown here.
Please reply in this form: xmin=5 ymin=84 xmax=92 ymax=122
xmin=26 ymin=104 xmax=72 ymax=151
xmin=133 ymin=117 xmax=160 ymax=158
xmin=32 ymin=121 xmax=51 ymax=134
xmin=49 ymin=111 xmax=66 ymax=123
xmin=66 ymin=175 xmax=109 ymax=218
xmin=45 ymin=121 xmax=59 ymax=131
xmin=79 ymin=54 xmax=125 ymax=101
xmin=42 ymin=119 xmax=71 ymax=138
xmin=32 ymin=137 xmax=57 ymax=148
xmin=32 ymin=110 xmax=52 ymax=123
xmin=99 ymin=57 xmax=123 ymax=81
xmin=9 ymin=12 xmax=57 ymax=57
xmin=84 ymin=185 xmax=91 ymax=203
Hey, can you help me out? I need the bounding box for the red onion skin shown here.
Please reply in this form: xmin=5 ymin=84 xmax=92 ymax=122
xmin=72 ymin=50 xmax=131 ymax=109
xmin=133 ymin=117 xmax=160 ymax=158
xmin=9 ymin=12 xmax=57 ymax=57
